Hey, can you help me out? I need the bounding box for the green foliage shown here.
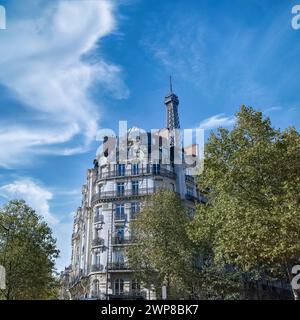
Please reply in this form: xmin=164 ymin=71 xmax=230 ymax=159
xmin=0 ymin=200 xmax=60 ymax=300
xmin=190 ymin=264 xmax=243 ymax=300
xmin=126 ymin=190 xmax=195 ymax=298
xmin=189 ymin=106 xmax=300 ymax=279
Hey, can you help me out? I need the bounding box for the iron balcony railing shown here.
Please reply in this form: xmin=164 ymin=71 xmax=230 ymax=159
xmin=114 ymin=213 xmax=126 ymax=221
xmin=110 ymin=291 xmax=147 ymax=299
xmin=91 ymin=264 xmax=104 ymax=272
xmin=111 ymin=235 xmax=134 ymax=245
xmin=92 ymin=237 xmax=105 ymax=247
xmin=185 ymin=175 xmax=195 ymax=184
xmin=94 ymin=214 xmax=104 ymax=223
xmin=107 ymin=262 xmax=130 ymax=271
xmin=97 ymin=166 xmax=176 ymax=181
xmin=92 ymin=188 xmax=156 ymax=203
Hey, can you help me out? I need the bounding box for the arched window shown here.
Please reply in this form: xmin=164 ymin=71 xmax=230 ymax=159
xmin=114 ymin=279 xmax=124 ymax=295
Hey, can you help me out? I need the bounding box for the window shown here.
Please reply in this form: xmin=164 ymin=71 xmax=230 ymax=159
xmin=117 ymin=182 xmax=125 ymax=196
xmin=114 ymin=248 xmax=125 ymax=268
xmin=170 ymin=183 xmax=175 ymax=191
xmin=93 ymin=253 xmax=101 ymax=266
xmin=132 ymin=181 xmax=139 ymax=195
xmin=131 ymin=202 xmax=140 ymax=213
xmin=115 ymin=204 xmax=125 ymax=220
xmin=117 ymin=164 xmax=125 ymax=176
xmin=132 ymin=163 xmax=139 ymax=175
xmin=94 ymin=208 xmax=103 ymax=223
xmin=115 ymin=226 xmax=125 ymax=243
xmin=152 ymin=163 xmax=160 ymax=174
xmin=92 ymin=280 xmax=100 ymax=297
xmin=131 ymin=202 xmax=140 ymax=220
xmin=114 ymin=279 xmax=124 ymax=295
xmin=146 ymin=163 xmax=151 ymax=173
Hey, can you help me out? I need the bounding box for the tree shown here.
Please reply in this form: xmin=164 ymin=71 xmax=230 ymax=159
xmin=126 ymin=190 xmax=195 ymax=299
xmin=0 ymin=200 xmax=60 ymax=300
xmin=189 ymin=106 xmax=300 ymax=299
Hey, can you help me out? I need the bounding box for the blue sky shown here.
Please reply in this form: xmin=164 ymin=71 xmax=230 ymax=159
xmin=0 ymin=0 xmax=299 ymax=270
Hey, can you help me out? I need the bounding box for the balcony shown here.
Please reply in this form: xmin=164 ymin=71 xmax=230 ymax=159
xmin=112 ymin=236 xmax=133 ymax=245
xmin=94 ymin=214 xmax=104 ymax=223
xmin=185 ymin=175 xmax=195 ymax=184
xmin=114 ymin=213 xmax=126 ymax=221
xmin=92 ymin=188 xmax=156 ymax=204
xmin=92 ymin=237 xmax=105 ymax=247
xmin=107 ymin=262 xmax=130 ymax=271
xmin=109 ymin=291 xmax=147 ymax=300
xmin=97 ymin=165 xmax=176 ymax=181
xmin=91 ymin=264 xmax=104 ymax=272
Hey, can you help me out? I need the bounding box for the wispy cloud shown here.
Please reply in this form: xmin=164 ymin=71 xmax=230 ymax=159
xmin=141 ymin=2 xmax=300 ymax=128
xmin=0 ymin=0 xmax=129 ymax=168
xmin=0 ymin=178 xmax=57 ymax=224
xmin=263 ymin=106 xmax=282 ymax=113
xmin=141 ymin=12 xmax=206 ymax=87
xmin=199 ymin=114 xmax=235 ymax=130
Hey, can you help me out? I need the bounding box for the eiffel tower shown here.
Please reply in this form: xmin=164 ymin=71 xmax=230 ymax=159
xmin=164 ymin=76 xmax=180 ymax=147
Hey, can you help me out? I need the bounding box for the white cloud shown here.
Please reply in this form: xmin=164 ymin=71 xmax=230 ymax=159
xmin=0 ymin=0 xmax=129 ymax=168
xmin=199 ymin=114 xmax=235 ymax=130
xmin=0 ymin=178 xmax=58 ymax=224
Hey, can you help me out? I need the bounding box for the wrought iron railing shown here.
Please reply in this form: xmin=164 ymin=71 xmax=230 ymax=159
xmin=185 ymin=175 xmax=195 ymax=184
xmin=114 ymin=213 xmax=126 ymax=221
xmin=107 ymin=262 xmax=130 ymax=270
xmin=91 ymin=264 xmax=104 ymax=272
xmin=110 ymin=291 xmax=147 ymax=299
xmin=92 ymin=188 xmax=156 ymax=203
xmin=94 ymin=214 xmax=104 ymax=223
xmin=111 ymin=236 xmax=134 ymax=245
xmin=97 ymin=165 xmax=176 ymax=181
xmin=92 ymin=238 xmax=105 ymax=247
